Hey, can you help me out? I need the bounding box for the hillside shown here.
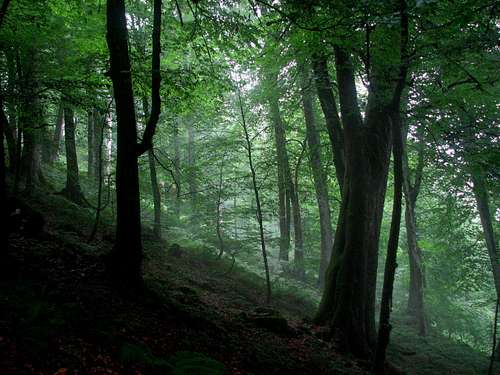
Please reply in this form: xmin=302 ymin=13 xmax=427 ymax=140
xmin=0 ymin=189 xmax=490 ymax=374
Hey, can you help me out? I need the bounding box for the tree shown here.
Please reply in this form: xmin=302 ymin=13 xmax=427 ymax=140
xmin=402 ymin=127 xmax=427 ymax=336
xmin=105 ymin=0 xmax=162 ymax=283
xmin=61 ymin=102 xmax=86 ymax=205
xmin=299 ymin=62 xmax=333 ymax=289
xmin=237 ymin=82 xmax=272 ymax=304
xmin=314 ymin=1 xmax=410 ymax=355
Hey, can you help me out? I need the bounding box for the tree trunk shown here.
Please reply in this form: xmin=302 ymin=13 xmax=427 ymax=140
xmin=312 ymin=53 xmax=345 ymax=191
xmin=18 ymin=52 xmax=43 ymax=195
xmin=290 ymin=154 xmax=305 ymax=279
xmin=267 ymin=75 xmax=291 ymax=261
xmin=315 ymin=46 xmax=392 ymax=357
xmin=299 ymin=64 xmax=333 ymax=289
xmin=471 ymin=169 xmax=500 ymax=294
xmin=402 ymin=136 xmax=427 ymax=336
xmin=106 ymin=0 xmax=143 ymax=283
xmin=92 ymin=108 xmax=103 ymax=183
xmin=172 ymin=119 xmax=181 ymax=219
xmin=373 ymin=106 xmax=405 ymax=374
xmin=237 ymin=85 xmax=272 ymax=304
xmin=187 ymin=121 xmax=198 ymax=226
xmin=105 ymin=0 xmax=162 ymax=283
xmin=216 ymin=156 xmax=225 ymax=258
xmin=5 ymin=48 xmax=17 ymax=172
xmin=148 ymin=149 xmax=162 ymax=239
xmin=0 ymin=88 xmax=8 ymax=253
xmin=62 ymin=103 xmax=86 ymax=205
xmin=87 ymin=110 xmax=95 ymax=178
xmin=50 ymin=101 xmax=64 ymax=164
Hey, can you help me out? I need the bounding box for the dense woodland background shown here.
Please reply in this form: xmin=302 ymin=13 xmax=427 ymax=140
xmin=0 ymin=0 xmax=499 ymax=373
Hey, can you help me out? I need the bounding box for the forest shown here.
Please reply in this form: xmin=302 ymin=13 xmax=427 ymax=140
xmin=0 ymin=0 xmax=499 ymax=374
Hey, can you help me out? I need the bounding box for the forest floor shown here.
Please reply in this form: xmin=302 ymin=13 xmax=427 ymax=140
xmin=0 ymin=188 xmax=491 ymax=374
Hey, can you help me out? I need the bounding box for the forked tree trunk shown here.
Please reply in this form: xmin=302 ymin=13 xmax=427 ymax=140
xmin=143 ymin=98 xmax=162 ymax=240
xmin=299 ymin=64 xmax=333 ymax=289
xmin=312 ymin=53 xmax=345 ymax=190
xmin=315 ymin=46 xmax=393 ymax=357
xmin=106 ymin=0 xmax=144 ymax=283
xmin=105 ymin=0 xmax=162 ymax=283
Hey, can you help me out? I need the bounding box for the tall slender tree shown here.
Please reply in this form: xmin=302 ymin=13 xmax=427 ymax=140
xmin=299 ymin=63 xmax=333 ymax=289
xmin=105 ymin=0 xmax=162 ymax=283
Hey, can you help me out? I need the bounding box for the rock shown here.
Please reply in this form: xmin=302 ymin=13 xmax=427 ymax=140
xmin=247 ymin=307 xmax=291 ymax=335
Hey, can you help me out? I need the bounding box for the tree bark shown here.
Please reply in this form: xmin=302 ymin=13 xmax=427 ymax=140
xmin=144 ymin=92 xmax=162 ymax=240
xmin=105 ymin=0 xmax=162 ymax=283
xmin=50 ymin=100 xmax=64 ymax=164
xmin=62 ymin=103 xmax=86 ymax=205
xmin=312 ymin=53 xmax=345 ymax=191
xmin=315 ymin=46 xmax=393 ymax=357
xmin=290 ymin=141 xmax=306 ymax=279
xmin=148 ymin=149 xmax=162 ymax=239
xmin=106 ymin=0 xmax=144 ymax=283
xmin=373 ymin=106 xmax=405 ymax=374
xmin=299 ymin=64 xmax=333 ymax=289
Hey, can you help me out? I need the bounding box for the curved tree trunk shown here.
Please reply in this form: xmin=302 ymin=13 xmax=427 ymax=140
xmin=299 ymin=64 xmax=333 ymax=289
xmin=312 ymin=53 xmax=345 ymax=191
